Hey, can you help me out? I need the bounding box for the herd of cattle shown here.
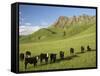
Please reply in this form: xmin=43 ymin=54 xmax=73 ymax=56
xmin=20 ymin=45 xmax=92 ymax=69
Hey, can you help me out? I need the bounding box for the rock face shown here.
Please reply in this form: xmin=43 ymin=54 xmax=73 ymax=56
xmin=53 ymin=14 xmax=95 ymax=28
xmin=54 ymin=16 xmax=69 ymax=28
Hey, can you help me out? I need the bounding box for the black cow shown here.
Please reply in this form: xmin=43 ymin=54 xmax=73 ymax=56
xmin=25 ymin=56 xmax=39 ymax=69
xmin=50 ymin=53 xmax=57 ymax=63
xmin=19 ymin=53 xmax=24 ymax=61
xmin=87 ymin=45 xmax=91 ymax=51
xmin=59 ymin=51 xmax=64 ymax=59
xmin=70 ymin=48 xmax=74 ymax=55
xmin=39 ymin=53 xmax=49 ymax=64
xmin=81 ymin=46 xmax=85 ymax=53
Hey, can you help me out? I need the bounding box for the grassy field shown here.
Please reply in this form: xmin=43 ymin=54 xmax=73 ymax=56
xmin=19 ymin=20 xmax=95 ymax=43
xmin=19 ymin=23 xmax=96 ymax=71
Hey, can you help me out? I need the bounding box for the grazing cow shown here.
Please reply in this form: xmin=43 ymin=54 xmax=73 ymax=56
xmin=81 ymin=46 xmax=85 ymax=53
xmin=25 ymin=51 xmax=31 ymax=57
xmin=50 ymin=53 xmax=57 ymax=63
xmin=59 ymin=51 xmax=64 ymax=59
xmin=87 ymin=45 xmax=91 ymax=51
xmin=25 ymin=56 xmax=39 ymax=69
xmin=19 ymin=53 xmax=24 ymax=61
xmin=70 ymin=48 xmax=74 ymax=55
xmin=39 ymin=53 xmax=49 ymax=64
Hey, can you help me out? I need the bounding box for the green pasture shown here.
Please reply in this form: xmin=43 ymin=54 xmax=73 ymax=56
xmin=19 ymin=20 xmax=96 ymax=71
xmin=19 ymin=32 xmax=96 ymax=71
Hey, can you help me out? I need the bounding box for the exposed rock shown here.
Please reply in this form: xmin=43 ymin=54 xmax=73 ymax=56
xmin=53 ymin=15 xmax=95 ymax=28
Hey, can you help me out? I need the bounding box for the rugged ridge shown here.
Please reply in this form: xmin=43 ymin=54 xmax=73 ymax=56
xmin=20 ymin=14 xmax=96 ymax=43
xmin=53 ymin=14 xmax=96 ymax=28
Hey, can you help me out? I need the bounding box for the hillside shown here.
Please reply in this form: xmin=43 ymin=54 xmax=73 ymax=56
xmin=19 ymin=24 xmax=96 ymax=71
xmin=19 ymin=15 xmax=96 ymax=43
xmin=19 ymin=15 xmax=96 ymax=71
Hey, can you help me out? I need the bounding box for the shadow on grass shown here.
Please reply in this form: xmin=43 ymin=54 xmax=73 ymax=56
xmin=76 ymin=49 xmax=96 ymax=54
xmin=21 ymin=49 xmax=96 ymax=70
xmin=23 ymin=55 xmax=78 ymax=70
xmin=32 ymin=49 xmax=96 ymax=69
xmin=35 ymin=54 xmax=79 ymax=68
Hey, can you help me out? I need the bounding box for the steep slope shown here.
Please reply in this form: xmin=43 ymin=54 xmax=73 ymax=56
xmin=20 ymin=15 xmax=96 ymax=43
xmin=53 ymin=14 xmax=95 ymax=28
xmin=20 ymin=28 xmax=64 ymax=43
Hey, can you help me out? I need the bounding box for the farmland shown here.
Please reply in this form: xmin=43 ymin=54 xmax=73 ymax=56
xmin=19 ymin=15 xmax=96 ymax=72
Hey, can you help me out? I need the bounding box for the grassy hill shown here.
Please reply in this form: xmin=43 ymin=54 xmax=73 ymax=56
xmin=19 ymin=15 xmax=96 ymax=71
xmin=19 ymin=26 xmax=96 ymax=71
xmin=19 ymin=15 xmax=96 ymax=43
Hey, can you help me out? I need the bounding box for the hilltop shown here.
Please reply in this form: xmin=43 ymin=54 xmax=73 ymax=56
xmin=19 ymin=15 xmax=96 ymax=43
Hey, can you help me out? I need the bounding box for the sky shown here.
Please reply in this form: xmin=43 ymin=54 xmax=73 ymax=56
xmin=19 ymin=4 xmax=96 ymax=35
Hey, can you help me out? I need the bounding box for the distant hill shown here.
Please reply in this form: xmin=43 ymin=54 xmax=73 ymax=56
xmin=53 ymin=14 xmax=95 ymax=28
xmin=20 ymin=15 xmax=96 ymax=43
